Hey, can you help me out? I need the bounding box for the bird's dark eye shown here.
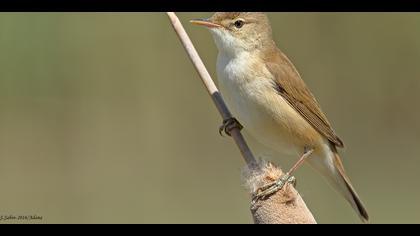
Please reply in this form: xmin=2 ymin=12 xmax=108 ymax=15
xmin=234 ymin=20 xmax=244 ymax=28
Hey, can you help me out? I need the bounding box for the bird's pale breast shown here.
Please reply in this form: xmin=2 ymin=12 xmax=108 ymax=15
xmin=216 ymin=52 xmax=324 ymax=156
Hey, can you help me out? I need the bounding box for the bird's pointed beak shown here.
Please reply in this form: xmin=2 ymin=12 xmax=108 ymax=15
xmin=190 ymin=18 xmax=221 ymax=28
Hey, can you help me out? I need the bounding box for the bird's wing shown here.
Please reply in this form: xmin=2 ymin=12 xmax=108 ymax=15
xmin=265 ymin=49 xmax=344 ymax=148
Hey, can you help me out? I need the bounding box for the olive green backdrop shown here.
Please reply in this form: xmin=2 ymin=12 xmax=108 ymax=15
xmin=0 ymin=13 xmax=419 ymax=223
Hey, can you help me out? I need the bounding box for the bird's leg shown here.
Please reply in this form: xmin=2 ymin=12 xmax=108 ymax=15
xmin=251 ymin=148 xmax=314 ymax=204
xmin=219 ymin=117 xmax=243 ymax=136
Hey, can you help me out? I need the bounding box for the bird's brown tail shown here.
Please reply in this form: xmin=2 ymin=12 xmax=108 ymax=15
xmin=331 ymin=150 xmax=369 ymax=223
xmin=308 ymin=146 xmax=369 ymax=222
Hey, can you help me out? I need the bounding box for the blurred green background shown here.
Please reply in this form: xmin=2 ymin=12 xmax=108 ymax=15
xmin=0 ymin=12 xmax=419 ymax=224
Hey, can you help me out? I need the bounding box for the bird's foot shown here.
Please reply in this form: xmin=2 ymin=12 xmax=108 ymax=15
xmin=219 ymin=117 xmax=243 ymax=136
xmin=251 ymin=174 xmax=296 ymax=204
xmin=250 ymin=148 xmax=314 ymax=205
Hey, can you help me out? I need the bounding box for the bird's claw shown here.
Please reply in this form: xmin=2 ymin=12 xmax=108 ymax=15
xmin=251 ymin=174 xmax=296 ymax=205
xmin=219 ymin=117 xmax=243 ymax=136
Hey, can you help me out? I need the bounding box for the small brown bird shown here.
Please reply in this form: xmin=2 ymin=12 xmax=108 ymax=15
xmin=191 ymin=12 xmax=369 ymax=222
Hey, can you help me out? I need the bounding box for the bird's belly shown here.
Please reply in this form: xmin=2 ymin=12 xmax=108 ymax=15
xmin=219 ymin=77 xmax=315 ymax=157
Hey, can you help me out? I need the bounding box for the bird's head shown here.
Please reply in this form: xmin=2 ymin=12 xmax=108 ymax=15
xmin=191 ymin=12 xmax=275 ymax=57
